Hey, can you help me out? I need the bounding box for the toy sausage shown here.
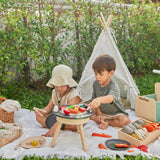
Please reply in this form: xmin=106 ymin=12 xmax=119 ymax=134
xmin=68 ymin=109 xmax=78 ymax=114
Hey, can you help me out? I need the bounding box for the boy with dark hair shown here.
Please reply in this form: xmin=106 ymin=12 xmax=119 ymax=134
xmin=89 ymin=54 xmax=130 ymax=129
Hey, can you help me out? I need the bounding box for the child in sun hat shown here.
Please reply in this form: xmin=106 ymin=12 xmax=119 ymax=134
xmin=34 ymin=64 xmax=82 ymax=137
xmin=89 ymin=54 xmax=130 ymax=130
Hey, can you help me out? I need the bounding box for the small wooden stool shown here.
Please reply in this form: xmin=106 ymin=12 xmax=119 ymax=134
xmin=50 ymin=116 xmax=89 ymax=152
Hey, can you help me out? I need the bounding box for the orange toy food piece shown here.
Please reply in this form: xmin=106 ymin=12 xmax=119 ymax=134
xmin=92 ymin=133 xmax=112 ymax=138
xmin=131 ymin=144 xmax=137 ymax=148
xmin=101 ymin=133 xmax=112 ymax=138
xmin=128 ymin=150 xmax=134 ymax=152
xmin=68 ymin=109 xmax=79 ymax=114
xmin=143 ymin=124 xmax=156 ymax=132
xmin=92 ymin=133 xmax=102 ymax=137
xmin=149 ymin=122 xmax=160 ymax=129
xmin=131 ymin=133 xmax=139 ymax=139
xmin=114 ymin=143 xmax=129 ymax=148
xmin=98 ymin=143 xmax=107 ymax=149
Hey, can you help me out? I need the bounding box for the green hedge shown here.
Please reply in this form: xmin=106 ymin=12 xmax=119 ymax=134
xmin=0 ymin=0 xmax=160 ymax=89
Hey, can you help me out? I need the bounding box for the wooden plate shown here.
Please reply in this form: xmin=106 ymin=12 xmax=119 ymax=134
xmin=21 ymin=136 xmax=46 ymax=149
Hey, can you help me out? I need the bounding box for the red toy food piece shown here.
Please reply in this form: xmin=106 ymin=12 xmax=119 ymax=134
xmin=68 ymin=109 xmax=78 ymax=114
xmin=143 ymin=124 xmax=156 ymax=132
xmin=79 ymin=107 xmax=86 ymax=112
xmin=138 ymin=145 xmax=148 ymax=153
xmin=63 ymin=109 xmax=71 ymax=115
xmin=59 ymin=106 xmax=66 ymax=111
xmin=98 ymin=143 xmax=107 ymax=149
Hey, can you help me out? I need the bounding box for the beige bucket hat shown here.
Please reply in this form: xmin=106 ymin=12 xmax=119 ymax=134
xmin=46 ymin=64 xmax=78 ymax=88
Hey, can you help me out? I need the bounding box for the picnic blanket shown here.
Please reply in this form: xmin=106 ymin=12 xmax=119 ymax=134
xmin=0 ymin=109 xmax=160 ymax=160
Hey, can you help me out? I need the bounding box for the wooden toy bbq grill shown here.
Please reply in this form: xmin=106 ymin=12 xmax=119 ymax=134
xmin=50 ymin=105 xmax=94 ymax=152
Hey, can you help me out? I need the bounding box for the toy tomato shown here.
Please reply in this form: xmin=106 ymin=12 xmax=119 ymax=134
xmin=59 ymin=106 xmax=66 ymax=111
xmin=79 ymin=107 xmax=86 ymax=112
xmin=59 ymin=106 xmax=65 ymax=111
xmin=63 ymin=109 xmax=71 ymax=115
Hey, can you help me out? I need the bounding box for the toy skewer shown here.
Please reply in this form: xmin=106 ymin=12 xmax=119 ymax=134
xmin=87 ymin=106 xmax=91 ymax=110
xmin=15 ymin=140 xmax=22 ymax=150
xmin=33 ymin=107 xmax=44 ymax=117
xmin=33 ymin=107 xmax=47 ymax=113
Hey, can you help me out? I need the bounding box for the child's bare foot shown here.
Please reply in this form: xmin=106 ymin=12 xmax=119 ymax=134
xmin=64 ymin=125 xmax=77 ymax=132
xmin=99 ymin=121 xmax=109 ymax=130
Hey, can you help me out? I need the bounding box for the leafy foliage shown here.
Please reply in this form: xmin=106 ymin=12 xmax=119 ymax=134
xmin=0 ymin=0 xmax=159 ymax=88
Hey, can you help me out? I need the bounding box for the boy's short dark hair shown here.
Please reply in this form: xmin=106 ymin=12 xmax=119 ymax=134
xmin=92 ymin=54 xmax=116 ymax=73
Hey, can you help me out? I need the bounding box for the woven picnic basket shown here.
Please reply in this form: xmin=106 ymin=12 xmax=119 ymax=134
xmin=0 ymin=96 xmax=14 ymax=123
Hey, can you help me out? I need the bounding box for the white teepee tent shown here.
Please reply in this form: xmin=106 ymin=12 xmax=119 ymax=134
xmin=77 ymin=14 xmax=139 ymax=109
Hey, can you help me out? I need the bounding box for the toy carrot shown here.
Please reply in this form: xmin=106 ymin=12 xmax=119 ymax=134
xmin=98 ymin=143 xmax=107 ymax=149
xmin=128 ymin=150 xmax=134 ymax=152
xmin=101 ymin=133 xmax=112 ymax=138
xmin=92 ymin=133 xmax=112 ymax=138
xmin=113 ymin=143 xmax=129 ymax=148
xmin=92 ymin=133 xmax=102 ymax=137
xmin=131 ymin=144 xmax=137 ymax=148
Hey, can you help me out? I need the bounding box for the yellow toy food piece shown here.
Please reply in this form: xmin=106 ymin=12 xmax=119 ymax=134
xmin=31 ymin=140 xmax=38 ymax=146
xmin=131 ymin=133 xmax=139 ymax=139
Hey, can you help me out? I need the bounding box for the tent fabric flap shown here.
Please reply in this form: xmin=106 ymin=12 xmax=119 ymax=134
xmin=77 ymin=28 xmax=140 ymax=109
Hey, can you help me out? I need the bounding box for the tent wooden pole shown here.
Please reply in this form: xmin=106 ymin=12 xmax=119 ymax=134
xmin=100 ymin=12 xmax=106 ymax=28
xmin=99 ymin=12 xmax=113 ymax=30
xmin=106 ymin=15 xmax=113 ymax=27
xmin=98 ymin=17 xmax=105 ymax=30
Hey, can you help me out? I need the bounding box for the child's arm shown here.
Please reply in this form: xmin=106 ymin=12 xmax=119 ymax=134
xmin=67 ymin=96 xmax=82 ymax=105
xmin=43 ymin=97 xmax=54 ymax=114
xmin=96 ymin=108 xmax=105 ymax=122
xmin=89 ymin=95 xmax=114 ymax=109
xmin=96 ymin=107 xmax=102 ymax=116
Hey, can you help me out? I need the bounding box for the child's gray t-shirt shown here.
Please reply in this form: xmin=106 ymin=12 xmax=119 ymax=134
xmin=92 ymin=79 xmax=128 ymax=116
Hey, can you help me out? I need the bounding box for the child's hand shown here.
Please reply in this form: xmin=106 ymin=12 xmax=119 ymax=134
xmin=34 ymin=107 xmax=47 ymax=117
xmin=89 ymin=97 xmax=102 ymax=109
xmin=97 ymin=115 xmax=104 ymax=123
